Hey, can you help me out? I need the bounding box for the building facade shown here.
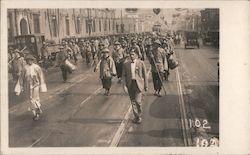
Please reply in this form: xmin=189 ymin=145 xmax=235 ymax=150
xmin=8 ymin=9 xmax=138 ymax=45
xmin=200 ymin=9 xmax=219 ymax=32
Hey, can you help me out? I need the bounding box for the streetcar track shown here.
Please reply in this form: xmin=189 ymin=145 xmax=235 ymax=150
xmin=176 ymin=47 xmax=218 ymax=146
xmin=9 ymin=70 xmax=93 ymax=114
xmin=110 ymin=65 xmax=151 ymax=147
xmin=28 ymin=86 xmax=103 ymax=147
xmin=174 ymin=51 xmax=193 ymax=146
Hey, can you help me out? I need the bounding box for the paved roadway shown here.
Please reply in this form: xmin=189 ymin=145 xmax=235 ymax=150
xmin=8 ymin=44 xmax=219 ymax=147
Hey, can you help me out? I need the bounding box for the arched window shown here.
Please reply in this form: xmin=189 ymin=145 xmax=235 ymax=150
xmin=20 ymin=18 xmax=28 ymax=35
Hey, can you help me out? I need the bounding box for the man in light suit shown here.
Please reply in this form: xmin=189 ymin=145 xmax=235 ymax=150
xmin=122 ymin=51 xmax=148 ymax=124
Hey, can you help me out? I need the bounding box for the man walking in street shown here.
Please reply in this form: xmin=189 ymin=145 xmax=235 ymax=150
xmin=71 ymin=41 xmax=80 ymax=64
xmin=84 ymin=40 xmax=92 ymax=66
xmin=112 ymin=41 xmax=126 ymax=83
xmin=56 ymin=45 xmax=70 ymax=82
xmin=41 ymin=41 xmax=51 ymax=72
xmin=122 ymin=50 xmax=148 ymax=124
xmin=149 ymin=39 xmax=167 ymax=97
xmin=79 ymin=39 xmax=85 ymax=60
xmin=130 ymin=39 xmax=142 ymax=60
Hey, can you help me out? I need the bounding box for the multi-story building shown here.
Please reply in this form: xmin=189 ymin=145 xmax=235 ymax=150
xmin=7 ymin=9 xmax=137 ymax=45
xmin=200 ymin=8 xmax=219 ymax=32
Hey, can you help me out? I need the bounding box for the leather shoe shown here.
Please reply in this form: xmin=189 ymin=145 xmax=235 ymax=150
xmin=132 ymin=118 xmax=142 ymax=124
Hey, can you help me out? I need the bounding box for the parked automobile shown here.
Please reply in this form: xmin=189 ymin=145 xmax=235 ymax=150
xmin=15 ymin=34 xmax=59 ymax=61
xmin=203 ymin=30 xmax=219 ymax=47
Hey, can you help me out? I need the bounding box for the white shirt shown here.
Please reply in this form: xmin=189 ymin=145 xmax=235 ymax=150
xmin=131 ymin=59 xmax=136 ymax=80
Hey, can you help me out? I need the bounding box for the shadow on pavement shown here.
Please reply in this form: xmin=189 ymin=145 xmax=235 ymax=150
xmin=128 ymin=128 xmax=183 ymax=139
xmin=148 ymin=95 xmax=181 ymax=119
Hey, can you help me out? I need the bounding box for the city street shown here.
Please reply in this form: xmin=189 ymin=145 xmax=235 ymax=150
xmin=9 ymin=43 xmax=219 ymax=147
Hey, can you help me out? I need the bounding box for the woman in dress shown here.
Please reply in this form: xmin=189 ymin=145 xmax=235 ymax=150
xmin=16 ymin=54 xmax=47 ymax=121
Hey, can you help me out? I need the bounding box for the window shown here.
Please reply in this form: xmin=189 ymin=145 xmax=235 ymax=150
xmin=85 ymin=19 xmax=89 ymax=33
xmin=109 ymin=19 xmax=111 ymax=31
xmin=76 ymin=18 xmax=81 ymax=34
xmin=33 ymin=14 xmax=40 ymax=33
xmin=92 ymin=19 xmax=95 ymax=32
xmin=112 ymin=19 xmax=115 ymax=31
xmin=65 ymin=17 xmax=70 ymax=36
xmin=99 ymin=19 xmax=102 ymax=32
xmin=116 ymin=23 xmax=119 ymax=32
xmin=104 ymin=19 xmax=107 ymax=31
xmin=52 ymin=16 xmax=57 ymax=37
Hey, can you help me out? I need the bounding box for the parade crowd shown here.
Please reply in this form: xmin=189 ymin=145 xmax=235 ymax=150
xmin=8 ymin=32 xmax=178 ymax=123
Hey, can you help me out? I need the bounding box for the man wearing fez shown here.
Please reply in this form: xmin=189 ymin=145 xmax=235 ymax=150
xmin=16 ymin=54 xmax=47 ymax=121
xmin=122 ymin=50 xmax=148 ymax=124
xmin=112 ymin=41 xmax=126 ymax=83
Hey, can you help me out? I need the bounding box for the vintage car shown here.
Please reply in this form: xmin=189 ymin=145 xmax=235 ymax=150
xmin=15 ymin=34 xmax=59 ymax=61
xmin=203 ymin=30 xmax=219 ymax=47
xmin=184 ymin=31 xmax=200 ymax=49
xmin=15 ymin=34 xmax=45 ymax=59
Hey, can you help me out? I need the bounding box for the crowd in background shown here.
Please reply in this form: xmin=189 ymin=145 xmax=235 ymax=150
xmin=8 ymin=31 xmax=179 ymax=121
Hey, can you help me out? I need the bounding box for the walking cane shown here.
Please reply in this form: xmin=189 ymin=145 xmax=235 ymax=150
xmin=150 ymin=53 xmax=167 ymax=95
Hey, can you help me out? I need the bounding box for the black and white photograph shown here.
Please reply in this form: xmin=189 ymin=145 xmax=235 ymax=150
xmin=7 ymin=8 xmax=219 ymax=147
xmin=1 ymin=1 xmax=250 ymax=155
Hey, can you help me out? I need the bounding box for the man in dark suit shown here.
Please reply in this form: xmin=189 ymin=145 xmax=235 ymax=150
xmin=122 ymin=51 xmax=148 ymax=124
xmin=130 ymin=39 xmax=142 ymax=60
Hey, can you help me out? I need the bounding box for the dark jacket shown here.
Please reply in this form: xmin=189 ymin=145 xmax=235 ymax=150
xmin=122 ymin=59 xmax=148 ymax=92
